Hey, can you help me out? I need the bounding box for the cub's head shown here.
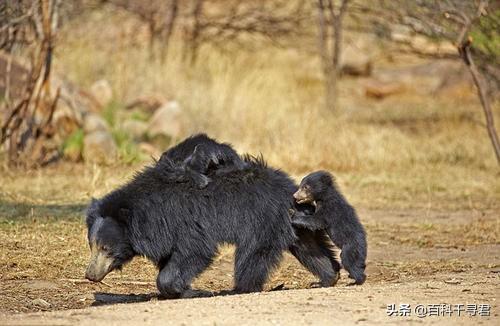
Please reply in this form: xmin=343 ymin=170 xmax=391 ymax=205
xmin=293 ymin=171 xmax=334 ymax=204
xmin=84 ymin=199 xmax=134 ymax=282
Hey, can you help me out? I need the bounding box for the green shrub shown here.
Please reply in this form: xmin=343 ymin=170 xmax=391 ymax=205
xmin=62 ymin=128 xmax=84 ymax=161
xmin=111 ymin=128 xmax=143 ymax=163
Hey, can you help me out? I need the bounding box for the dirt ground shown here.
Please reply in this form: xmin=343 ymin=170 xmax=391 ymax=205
xmin=0 ymin=206 xmax=498 ymax=325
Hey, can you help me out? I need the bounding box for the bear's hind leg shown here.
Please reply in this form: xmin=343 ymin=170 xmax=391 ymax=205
xmin=234 ymin=245 xmax=283 ymax=293
xmin=340 ymin=244 xmax=366 ymax=285
xmin=290 ymin=229 xmax=340 ymax=287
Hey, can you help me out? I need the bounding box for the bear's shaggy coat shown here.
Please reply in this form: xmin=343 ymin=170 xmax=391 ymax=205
xmin=85 ymin=134 xmax=339 ymax=296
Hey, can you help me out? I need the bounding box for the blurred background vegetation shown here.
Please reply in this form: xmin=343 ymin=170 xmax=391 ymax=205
xmin=1 ymin=2 xmax=499 ymax=316
xmin=1 ymin=0 xmax=499 ymax=209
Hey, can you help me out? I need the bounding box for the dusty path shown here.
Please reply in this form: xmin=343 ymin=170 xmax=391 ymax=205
xmin=1 ymin=209 xmax=498 ymax=325
xmin=1 ymin=270 xmax=498 ymax=325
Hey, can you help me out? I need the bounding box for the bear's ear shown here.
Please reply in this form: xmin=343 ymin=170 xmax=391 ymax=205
xmin=86 ymin=198 xmax=100 ymax=228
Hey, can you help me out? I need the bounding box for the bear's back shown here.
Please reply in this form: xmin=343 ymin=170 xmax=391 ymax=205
xmin=107 ymin=158 xmax=297 ymax=251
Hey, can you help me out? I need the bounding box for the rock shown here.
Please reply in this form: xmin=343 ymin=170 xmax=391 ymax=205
xmin=31 ymin=298 xmax=51 ymax=309
xmin=147 ymin=101 xmax=183 ymax=139
xmin=125 ymin=95 xmax=168 ymax=113
xmin=340 ymin=45 xmax=373 ymax=77
xmin=0 ymin=51 xmax=30 ymax=101
xmin=364 ymin=79 xmax=406 ymax=99
xmin=390 ymin=24 xmax=412 ymax=43
xmin=390 ymin=26 xmax=456 ymax=57
xmin=89 ymin=79 xmax=113 ymax=108
xmin=409 ymin=35 xmax=456 ymax=57
xmin=83 ymin=113 xmax=109 ymax=134
xmin=83 ymin=131 xmax=117 ymax=164
xmin=122 ymin=119 xmax=148 ymax=140
xmin=373 ymin=60 xmax=472 ymax=96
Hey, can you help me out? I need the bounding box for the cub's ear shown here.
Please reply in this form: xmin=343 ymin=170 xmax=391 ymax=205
xmin=190 ymin=144 xmax=207 ymax=161
xmin=157 ymin=154 xmax=176 ymax=170
xmin=319 ymin=171 xmax=334 ymax=186
xmin=193 ymin=144 xmax=202 ymax=154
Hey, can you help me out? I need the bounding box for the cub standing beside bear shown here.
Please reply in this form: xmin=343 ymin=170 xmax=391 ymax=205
xmin=291 ymin=171 xmax=367 ymax=285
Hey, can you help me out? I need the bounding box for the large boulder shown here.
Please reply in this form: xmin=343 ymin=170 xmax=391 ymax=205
xmin=83 ymin=131 xmax=117 ymax=164
xmin=122 ymin=119 xmax=148 ymax=140
xmin=373 ymin=60 xmax=473 ymax=96
xmin=340 ymin=45 xmax=373 ymax=77
xmin=89 ymin=79 xmax=113 ymax=108
xmin=83 ymin=113 xmax=109 ymax=134
xmin=363 ymin=79 xmax=406 ymax=99
xmin=147 ymin=101 xmax=183 ymax=139
xmin=125 ymin=94 xmax=168 ymax=113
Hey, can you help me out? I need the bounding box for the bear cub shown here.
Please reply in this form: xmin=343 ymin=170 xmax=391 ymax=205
xmin=291 ymin=171 xmax=367 ymax=285
xmin=159 ymin=135 xmax=247 ymax=189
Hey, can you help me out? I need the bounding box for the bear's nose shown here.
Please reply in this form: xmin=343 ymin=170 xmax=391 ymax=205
xmin=85 ymin=270 xmax=96 ymax=282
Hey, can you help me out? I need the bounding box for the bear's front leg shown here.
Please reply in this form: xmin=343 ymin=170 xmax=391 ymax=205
xmin=156 ymin=263 xmax=189 ymax=299
xmin=156 ymin=249 xmax=215 ymax=298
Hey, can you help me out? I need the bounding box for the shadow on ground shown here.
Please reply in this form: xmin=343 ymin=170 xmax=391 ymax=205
xmin=92 ymin=290 xmax=219 ymax=306
xmin=0 ymin=199 xmax=86 ymax=221
xmin=91 ymin=285 xmax=288 ymax=307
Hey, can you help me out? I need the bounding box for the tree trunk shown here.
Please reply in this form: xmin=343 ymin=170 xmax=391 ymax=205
xmin=317 ymin=0 xmax=334 ymax=110
xmin=460 ymin=42 xmax=500 ymax=164
xmin=188 ymin=0 xmax=204 ymax=65
xmin=317 ymin=0 xmax=349 ymax=111
xmin=160 ymin=0 xmax=178 ymax=64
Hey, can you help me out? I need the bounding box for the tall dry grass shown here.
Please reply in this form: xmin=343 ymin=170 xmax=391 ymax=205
xmin=42 ymin=7 xmax=499 ymax=210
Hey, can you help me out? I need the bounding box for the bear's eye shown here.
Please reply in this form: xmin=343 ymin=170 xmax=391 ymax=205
xmin=101 ymin=245 xmax=110 ymax=252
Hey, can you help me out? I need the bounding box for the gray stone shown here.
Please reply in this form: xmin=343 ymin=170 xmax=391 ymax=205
xmin=340 ymin=46 xmax=373 ymax=77
xmin=90 ymin=79 xmax=113 ymax=107
xmin=364 ymin=79 xmax=406 ymax=99
xmin=84 ymin=114 xmax=109 ymax=134
xmin=31 ymin=298 xmax=51 ymax=309
xmin=83 ymin=131 xmax=117 ymax=164
xmin=122 ymin=119 xmax=148 ymax=140
xmin=147 ymin=101 xmax=183 ymax=139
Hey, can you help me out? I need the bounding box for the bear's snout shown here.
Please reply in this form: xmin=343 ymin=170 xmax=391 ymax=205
xmin=84 ymin=268 xmax=100 ymax=282
xmin=84 ymin=263 xmax=107 ymax=282
xmin=85 ymin=245 xmax=114 ymax=282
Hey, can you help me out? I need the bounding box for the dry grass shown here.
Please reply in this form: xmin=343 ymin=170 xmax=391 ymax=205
xmin=45 ymin=8 xmax=500 ymax=211
xmin=368 ymin=218 xmax=500 ymax=248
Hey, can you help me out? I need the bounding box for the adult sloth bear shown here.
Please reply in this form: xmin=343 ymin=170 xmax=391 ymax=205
xmin=85 ymin=134 xmax=339 ymax=297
